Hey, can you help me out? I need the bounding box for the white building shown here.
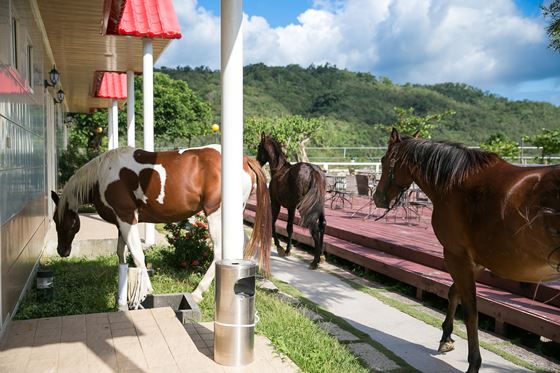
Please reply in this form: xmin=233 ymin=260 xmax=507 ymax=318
xmin=0 ymin=0 xmax=181 ymax=334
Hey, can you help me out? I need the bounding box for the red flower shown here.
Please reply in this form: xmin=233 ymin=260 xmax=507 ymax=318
xmin=191 ymin=259 xmax=200 ymax=266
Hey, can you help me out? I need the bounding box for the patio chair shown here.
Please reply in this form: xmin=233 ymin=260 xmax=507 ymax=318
xmin=351 ymin=174 xmax=377 ymax=219
xmin=325 ymin=174 xmax=352 ymax=209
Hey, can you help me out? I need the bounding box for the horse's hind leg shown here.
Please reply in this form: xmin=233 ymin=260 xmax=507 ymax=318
xmin=438 ymin=283 xmax=458 ymax=352
xmin=285 ymin=208 xmax=296 ymax=256
xmin=271 ymin=201 xmax=285 ymax=256
xmin=319 ymin=212 xmax=326 ymax=257
xmin=193 ymin=207 xmax=222 ymax=303
xmin=309 ymin=222 xmax=322 ymax=270
xmin=444 ymin=250 xmax=482 ymax=373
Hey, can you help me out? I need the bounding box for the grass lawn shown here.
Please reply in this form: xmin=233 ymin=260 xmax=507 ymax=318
xmin=14 ymin=245 xmax=371 ymax=373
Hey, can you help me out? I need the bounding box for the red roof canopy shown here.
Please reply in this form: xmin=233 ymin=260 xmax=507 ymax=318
xmin=103 ymin=0 xmax=182 ymax=39
xmin=93 ymin=71 xmax=127 ymax=100
xmin=0 ymin=65 xmax=31 ymax=95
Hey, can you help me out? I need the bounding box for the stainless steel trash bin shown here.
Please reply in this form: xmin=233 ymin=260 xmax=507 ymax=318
xmin=214 ymin=259 xmax=256 ymax=366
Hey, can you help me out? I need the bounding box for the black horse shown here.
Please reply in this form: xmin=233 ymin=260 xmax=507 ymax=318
xmin=257 ymin=133 xmax=327 ymax=269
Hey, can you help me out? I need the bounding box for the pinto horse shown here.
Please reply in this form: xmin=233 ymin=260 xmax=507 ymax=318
xmin=257 ymin=134 xmax=326 ymax=269
xmin=373 ymin=128 xmax=560 ymax=373
xmin=51 ymin=145 xmax=271 ymax=309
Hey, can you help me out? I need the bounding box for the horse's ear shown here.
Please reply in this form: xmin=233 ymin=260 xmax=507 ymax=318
xmin=390 ymin=127 xmax=401 ymax=143
xmin=412 ymin=130 xmax=421 ymax=138
xmin=261 ymin=132 xmax=265 ymax=141
xmin=51 ymin=190 xmax=59 ymax=205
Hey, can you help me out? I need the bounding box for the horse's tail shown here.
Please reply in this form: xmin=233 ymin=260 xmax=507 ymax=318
xmin=297 ymin=166 xmax=326 ymax=228
xmin=244 ymin=157 xmax=272 ymax=275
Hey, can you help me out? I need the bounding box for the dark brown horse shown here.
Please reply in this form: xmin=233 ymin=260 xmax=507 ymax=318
xmin=373 ymin=128 xmax=560 ymax=373
xmin=257 ymin=134 xmax=327 ymax=269
xmin=51 ymin=145 xmax=271 ymax=308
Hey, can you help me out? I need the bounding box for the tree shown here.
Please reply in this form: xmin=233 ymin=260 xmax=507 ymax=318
xmin=244 ymin=115 xmax=323 ymax=161
xmin=132 ymin=73 xmax=213 ymax=147
xmin=542 ymin=0 xmax=560 ymax=52
xmin=58 ymin=110 xmax=107 ymax=185
xmin=523 ymin=128 xmax=560 ymax=163
xmin=480 ymin=133 xmax=519 ymax=160
xmin=377 ymin=107 xmax=456 ymax=139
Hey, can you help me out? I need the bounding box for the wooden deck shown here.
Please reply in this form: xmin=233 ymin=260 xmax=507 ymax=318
xmin=245 ymin=195 xmax=560 ymax=342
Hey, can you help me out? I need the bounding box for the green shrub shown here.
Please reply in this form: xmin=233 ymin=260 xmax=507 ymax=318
xmin=164 ymin=213 xmax=213 ymax=271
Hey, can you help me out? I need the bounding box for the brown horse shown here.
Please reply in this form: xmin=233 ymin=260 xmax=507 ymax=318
xmin=51 ymin=145 xmax=271 ymax=308
xmin=257 ymin=134 xmax=327 ymax=269
xmin=373 ymin=128 xmax=560 ymax=373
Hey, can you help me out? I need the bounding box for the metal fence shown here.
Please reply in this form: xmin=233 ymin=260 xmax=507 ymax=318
xmin=306 ymin=146 xmax=560 ymax=166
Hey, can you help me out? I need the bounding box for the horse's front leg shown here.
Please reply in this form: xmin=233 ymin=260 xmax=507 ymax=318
xmin=116 ymin=233 xmax=129 ymax=311
xmin=119 ymin=221 xmax=153 ymax=309
xmin=444 ymin=250 xmax=482 ymax=373
xmin=193 ymin=207 xmax=222 ymax=303
xmin=438 ymin=282 xmax=458 ymax=352
xmin=285 ymin=208 xmax=295 ymax=256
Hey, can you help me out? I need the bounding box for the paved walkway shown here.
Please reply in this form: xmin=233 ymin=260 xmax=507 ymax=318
xmin=270 ymin=251 xmax=531 ymax=373
xmin=0 ymin=308 xmax=299 ymax=373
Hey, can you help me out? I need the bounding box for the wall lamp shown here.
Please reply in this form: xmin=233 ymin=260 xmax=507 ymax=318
xmin=44 ymin=65 xmax=60 ymax=88
xmin=54 ymin=89 xmax=65 ymax=104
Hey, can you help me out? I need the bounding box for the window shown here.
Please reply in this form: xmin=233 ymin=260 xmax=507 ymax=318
xmin=11 ymin=17 xmax=18 ymax=69
xmin=27 ymin=44 xmax=33 ymax=88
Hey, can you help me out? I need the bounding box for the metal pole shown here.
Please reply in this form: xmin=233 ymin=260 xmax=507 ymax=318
xmin=127 ymin=70 xmax=135 ymax=148
xmin=108 ymin=105 xmax=113 ymax=149
xmin=111 ymin=99 xmax=119 ymax=148
xmin=143 ymin=38 xmax=155 ymax=245
xmin=221 ymin=0 xmax=244 ymax=260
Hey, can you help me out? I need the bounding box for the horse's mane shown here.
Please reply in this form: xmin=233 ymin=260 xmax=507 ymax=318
xmin=395 ymin=137 xmax=501 ymax=192
xmin=265 ymin=136 xmax=289 ymax=166
xmin=58 ymin=147 xmax=133 ymax=222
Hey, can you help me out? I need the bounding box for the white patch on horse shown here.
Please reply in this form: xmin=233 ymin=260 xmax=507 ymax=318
xmin=178 ymin=148 xmax=188 ymax=154
xmin=153 ymin=164 xmax=166 ymax=204
xmin=181 ymin=144 xmax=221 ymax=153
xmin=133 ymin=185 xmax=148 ymax=203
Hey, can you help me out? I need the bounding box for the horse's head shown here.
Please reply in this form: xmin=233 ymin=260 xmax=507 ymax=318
xmin=257 ymin=132 xmax=276 ymax=166
xmin=51 ymin=191 xmax=80 ymax=257
xmin=373 ymin=128 xmax=416 ymax=208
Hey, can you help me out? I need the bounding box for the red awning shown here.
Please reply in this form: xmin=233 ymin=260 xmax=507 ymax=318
xmin=0 ymin=64 xmax=31 ymax=95
xmin=103 ymin=0 xmax=182 ymax=39
xmin=93 ymin=71 xmax=127 ymax=100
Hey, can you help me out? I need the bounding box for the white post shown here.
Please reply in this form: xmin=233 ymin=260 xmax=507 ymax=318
xmin=127 ymin=70 xmax=135 ymax=147
xmin=221 ymin=0 xmax=244 ymax=260
xmin=111 ymin=99 xmax=119 ymax=149
xmin=108 ymin=106 xmax=113 ymax=149
xmin=143 ymin=38 xmax=155 ymax=245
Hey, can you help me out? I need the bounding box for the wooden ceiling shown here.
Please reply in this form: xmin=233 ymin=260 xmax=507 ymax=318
xmin=37 ymin=0 xmax=171 ymax=112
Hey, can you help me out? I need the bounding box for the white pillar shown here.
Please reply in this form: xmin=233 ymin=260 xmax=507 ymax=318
xmin=127 ymin=70 xmax=135 ymax=148
xmin=221 ymin=0 xmax=244 ymax=260
xmin=111 ymin=99 xmax=119 ymax=149
xmin=143 ymin=38 xmax=155 ymax=245
xmin=108 ymin=106 xmax=113 ymax=149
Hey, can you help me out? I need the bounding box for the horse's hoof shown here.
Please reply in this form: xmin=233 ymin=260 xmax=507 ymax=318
xmin=277 ymin=247 xmax=286 ymax=257
xmin=308 ymin=262 xmax=319 ymax=270
xmin=438 ymin=340 xmax=455 ymax=353
xmin=285 ymin=251 xmax=291 ymax=257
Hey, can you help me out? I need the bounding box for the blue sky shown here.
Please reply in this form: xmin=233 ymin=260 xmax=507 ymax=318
xmin=161 ymin=0 xmax=560 ymax=106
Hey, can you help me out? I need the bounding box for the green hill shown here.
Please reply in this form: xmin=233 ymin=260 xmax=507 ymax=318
xmin=159 ymin=64 xmax=560 ymax=146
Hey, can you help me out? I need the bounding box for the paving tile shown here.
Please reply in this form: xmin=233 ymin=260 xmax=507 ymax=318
xmin=60 ymin=332 xmax=86 ymax=343
xmin=24 ymin=358 xmax=58 ymax=373
xmin=35 ymin=326 xmax=61 ymax=338
xmin=37 ymin=317 xmax=62 ymax=330
xmin=110 ymin=327 xmax=137 ymax=339
xmin=0 ymin=362 xmax=22 ymax=373
xmin=28 ymin=343 xmax=59 ymax=362
xmin=146 ymin=364 xmax=181 ymax=373
xmin=151 ymin=307 xmax=176 ymax=319
xmin=108 ymin=311 xmax=131 ymax=324
xmin=109 ymin=320 xmax=134 ymax=330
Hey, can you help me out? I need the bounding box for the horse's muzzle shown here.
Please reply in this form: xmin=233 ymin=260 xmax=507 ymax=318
xmin=57 ymin=246 xmax=71 ymax=257
xmin=373 ymin=193 xmax=389 ymax=209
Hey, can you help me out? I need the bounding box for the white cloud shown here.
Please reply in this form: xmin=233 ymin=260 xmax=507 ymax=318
xmin=158 ymin=0 xmax=559 ymax=103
